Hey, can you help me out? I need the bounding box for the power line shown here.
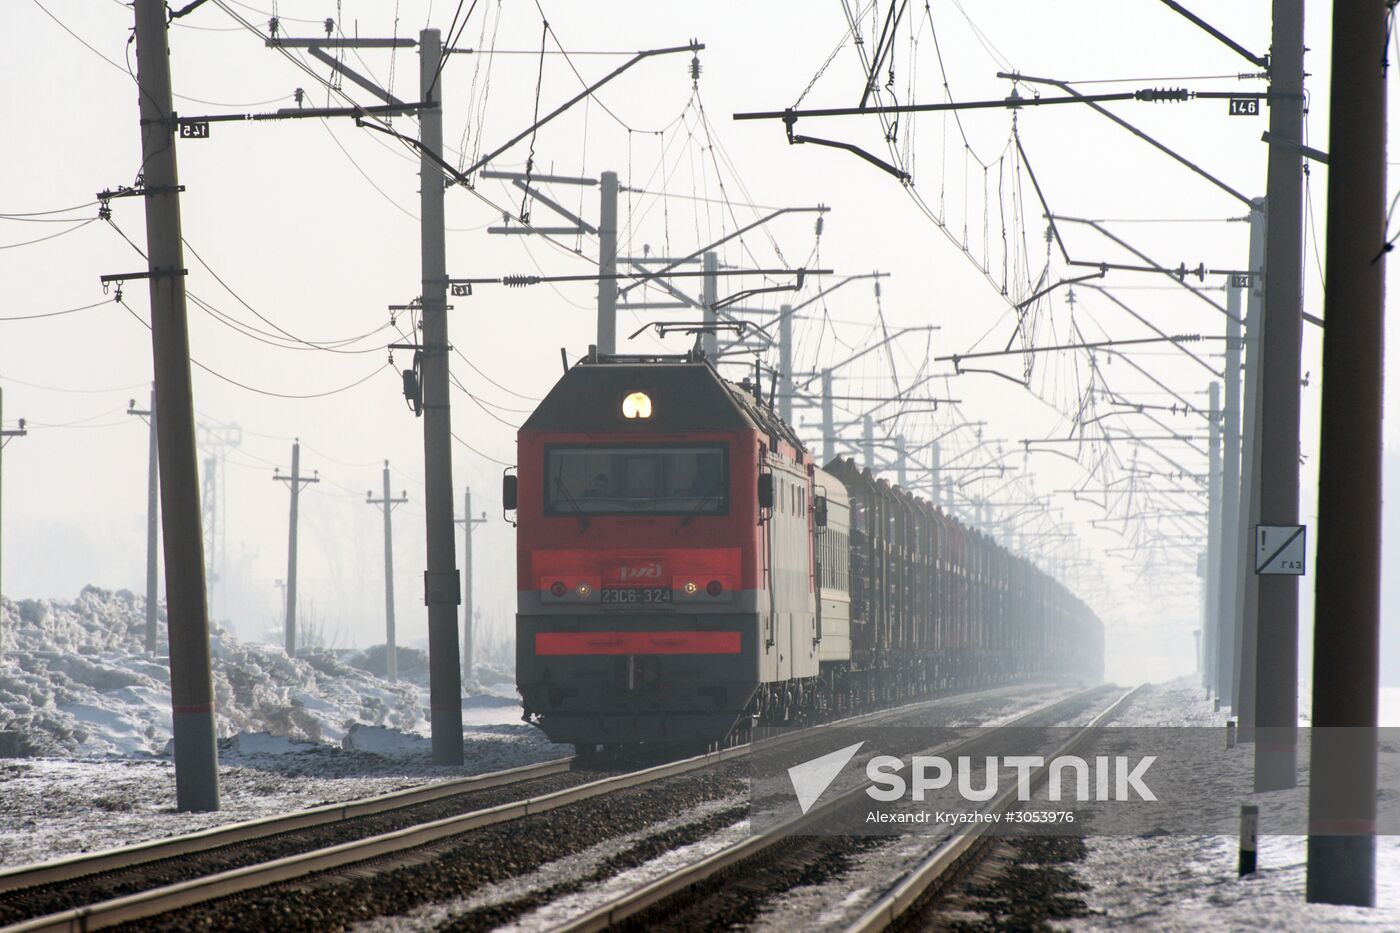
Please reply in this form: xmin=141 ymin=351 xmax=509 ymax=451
xmin=118 ymin=297 xmax=394 ymax=400
xmin=451 ymin=345 xmax=539 ymax=400
xmin=0 ymin=200 xmax=99 ymax=217
xmin=0 ymin=297 xmax=115 ymax=322
xmin=451 ymin=430 xmax=512 ymax=467
xmin=1 ymin=218 xmax=98 ymax=250
xmin=30 ymin=0 xmax=130 ymax=74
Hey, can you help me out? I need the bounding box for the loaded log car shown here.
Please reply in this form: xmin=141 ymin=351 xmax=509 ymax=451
xmin=506 ymin=346 xmax=1103 ymax=752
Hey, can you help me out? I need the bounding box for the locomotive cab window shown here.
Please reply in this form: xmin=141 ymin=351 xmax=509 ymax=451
xmin=545 ymin=444 xmax=728 ymax=515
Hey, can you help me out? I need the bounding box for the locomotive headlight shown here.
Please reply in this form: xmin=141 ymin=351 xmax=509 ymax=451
xmin=621 ymin=391 xmax=652 ymax=419
xmin=576 ymin=582 xmax=592 ymax=597
xmin=683 ymin=581 xmax=698 ymax=596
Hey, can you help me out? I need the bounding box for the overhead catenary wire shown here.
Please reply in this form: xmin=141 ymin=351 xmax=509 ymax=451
xmin=118 ymin=296 xmax=394 ymax=400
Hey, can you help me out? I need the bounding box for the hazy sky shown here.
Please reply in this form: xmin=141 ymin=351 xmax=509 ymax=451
xmin=2 ymin=0 xmax=1396 ymax=686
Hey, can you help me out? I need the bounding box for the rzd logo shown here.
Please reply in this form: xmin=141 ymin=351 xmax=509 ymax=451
xmin=618 ymin=563 xmax=662 ymax=581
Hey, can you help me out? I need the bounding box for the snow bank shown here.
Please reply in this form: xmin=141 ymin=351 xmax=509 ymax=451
xmin=0 ymin=588 xmax=425 ymax=758
xmin=341 ymin=724 xmax=433 ymax=758
xmin=1066 ymin=678 xmax=1400 ymax=929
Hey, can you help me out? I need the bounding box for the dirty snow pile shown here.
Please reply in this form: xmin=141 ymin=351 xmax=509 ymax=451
xmin=0 ymin=587 xmax=425 ymax=758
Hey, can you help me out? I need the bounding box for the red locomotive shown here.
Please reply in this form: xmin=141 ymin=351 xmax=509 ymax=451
xmin=505 ymin=345 xmax=1103 ymax=751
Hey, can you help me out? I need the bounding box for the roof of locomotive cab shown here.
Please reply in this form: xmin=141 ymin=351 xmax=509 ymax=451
xmin=520 ymin=358 xmax=803 ymax=449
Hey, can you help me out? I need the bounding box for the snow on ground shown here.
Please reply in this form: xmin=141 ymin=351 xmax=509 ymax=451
xmin=0 ymin=588 xmax=568 ymax=868
xmin=0 ymin=715 xmax=565 ymax=868
xmin=0 ymin=588 xmax=428 ymax=756
xmin=1066 ymin=678 xmax=1400 ymax=931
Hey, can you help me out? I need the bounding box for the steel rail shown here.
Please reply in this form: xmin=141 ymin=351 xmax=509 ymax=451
xmin=2 ymin=684 xmax=1062 ymax=933
xmin=0 ymin=756 xmax=575 ymax=895
xmin=1 ymin=747 xmax=748 ymax=933
xmin=844 ymin=685 xmax=1145 ymax=933
xmin=550 ymin=686 xmax=1120 ymax=933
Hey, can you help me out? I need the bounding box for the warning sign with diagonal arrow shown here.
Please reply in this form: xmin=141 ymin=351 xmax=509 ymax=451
xmin=1255 ymin=524 xmax=1306 ymax=575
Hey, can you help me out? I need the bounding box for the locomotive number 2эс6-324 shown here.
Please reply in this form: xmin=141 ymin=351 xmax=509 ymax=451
xmin=504 ymin=343 xmax=1104 ymax=752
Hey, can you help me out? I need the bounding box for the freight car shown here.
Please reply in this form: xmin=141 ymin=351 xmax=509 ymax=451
xmin=505 ymin=345 xmax=1103 ymax=751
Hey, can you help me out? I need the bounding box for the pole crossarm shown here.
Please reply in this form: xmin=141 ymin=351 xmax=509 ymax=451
xmin=999 ymin=72 xmax=1254 ymax=207
xmin=744 ymin=271 xmax=889 ymax=340
xmin=793 ymin=325 xmax=938 ymax=389
xmin=177 ymin=101 xmax=426 ymax=127
xmin=462 ymin=42 xmax=704 ymax=177
xmin=267 ymin=38 xmax=417 ymax=48
xmin=481 ymin=170 xmax=597 ymax=186
xmin=1154 ymin=0 xmax=1269 ymax=67
xmin=733 ymin=86 xmax=1262 ymax=122
xmin=939 ymin=333 xmax=1216 ymax=365
xmin=1051 ymin=215 xmax=1240 ymax=320
xmin=1078 ymin=286 xmax=1225 ymax=378
xmin=451 ymin=267 xmax=827 ymax=288
xmin=487 ymin=177 xmax=598 ymax=235
xmin=621 ymin=259 xmax=770 ymax=346
xmin=617 ymin=206 xmax=829 ymax=296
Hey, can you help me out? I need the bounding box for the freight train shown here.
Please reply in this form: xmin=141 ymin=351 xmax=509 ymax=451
xmin=505 ymin=344 xmax=1103 ymax=751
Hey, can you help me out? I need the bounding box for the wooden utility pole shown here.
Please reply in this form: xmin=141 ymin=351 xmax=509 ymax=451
xmin=1232 ymin=200 xmax=1267 ymax=718
xmin=0 ymin=388 xmax=27 ymax=653
xmin=862 ymin=414 xmax=876 ymax=471
xmin=456 ymin=488 xmax=487 ymax=683
xmin=274 ymin=440 xmax=317 ymax=656
xmin=127 ymin=387 xmax=159 ymax=654
xmin=821 ymin=369 xmax=835 ymax=464
xmin=701 ymin=251 xmax=719 ymax=359
xmin=419 ymin=28 xmax=465 ymax=765
xmin=131 ymin=0 xmax=219 ymax=811
xmin=367 ymin=462 xmax=407 ymax=682
xmin=1253 ymin=0 xmax=1307 ymax=792
xmin=1215 ymin=286 xmax=1242 ymax=702
xmin=778 ymin=305 xmax=794 ymax=425
xmin=597 ymin=171 xmax=619 ymax=354
xmin=1204 ymin=381 xmax=1221 ymax=693
xmin=1306 ymin=0 xmax=1387 ymax=905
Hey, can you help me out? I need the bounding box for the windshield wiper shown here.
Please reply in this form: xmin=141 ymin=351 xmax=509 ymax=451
xmin=677 ymin=478 xmax=724 ymax=529
xmin=553 ymin=476 xmax=591 ymax=530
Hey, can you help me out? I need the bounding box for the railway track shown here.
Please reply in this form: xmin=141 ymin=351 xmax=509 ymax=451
xmin=550 ymin=685 xmax=1139 ymax=933
xmin=0 ymin=755 xmax=584 ymax=928
xmin=845 ymin=686 xmax=1143 ymax=933
xmin=0 ymin=682 xmax=1075 ymax=933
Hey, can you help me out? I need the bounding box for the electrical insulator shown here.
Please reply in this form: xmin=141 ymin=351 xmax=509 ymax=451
xmin=402 ymin=366 xmax=422 ymax=416
xmin=1136 ymin=87 xmax=1189 ymax=103
xmin=324 ymin=18 xmax=335 ymax=36
xmin=691 ymin=55 xmax=701 ymax=82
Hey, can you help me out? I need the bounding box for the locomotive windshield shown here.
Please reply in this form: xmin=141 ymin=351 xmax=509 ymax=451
xmin=545 ymin=444 xmax=728 ymax=515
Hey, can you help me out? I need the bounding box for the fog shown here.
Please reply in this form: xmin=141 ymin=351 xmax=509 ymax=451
xmin=2 ymin=0 xmax=1398 ymax=690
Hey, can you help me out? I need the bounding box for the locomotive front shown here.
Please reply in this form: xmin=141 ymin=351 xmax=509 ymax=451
xmin=509 ymin=354 xmax=772 ymax=749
